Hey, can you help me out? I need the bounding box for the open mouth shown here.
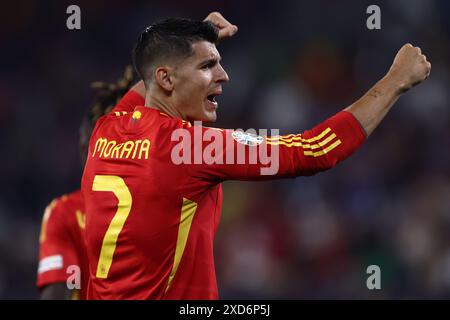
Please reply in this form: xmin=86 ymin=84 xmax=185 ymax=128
xmin=207 ymin=94 xmax=217 ymax=103
xmin=206 ymin=91 xmax=221 ymax=110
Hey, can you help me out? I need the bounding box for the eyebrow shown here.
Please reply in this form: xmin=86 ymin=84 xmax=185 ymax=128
xmin=198 ymin=56 xmax=222 ymax=67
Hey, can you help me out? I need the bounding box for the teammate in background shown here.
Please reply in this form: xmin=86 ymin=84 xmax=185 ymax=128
xmin=37 ymin=67 xmax=144 ymax=299
xmin=82 ymin=13 xmax=431 ymax=299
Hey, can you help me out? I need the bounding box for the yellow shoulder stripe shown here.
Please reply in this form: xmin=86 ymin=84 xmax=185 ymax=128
xmin=303 ymin=140 xmax=342 ymax=157
xmin=266 ymin=127 xmax=331 ymax=143
xmin=39 ymin=199 xmax=57 ymax=243
xmin=266 ymin=127 xmax=342 ymax=157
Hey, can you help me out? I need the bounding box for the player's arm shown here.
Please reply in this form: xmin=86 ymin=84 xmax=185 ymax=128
xmin=37 ymin=199 xmax=79 ymax=300
xmin=185 ymin=111 xmax=365 ymax=181
xmin=40 ymin=283 xmax=72 ymax=300
xmin=187 ymin=44 xmax=431 ymax=181
xmin=345 ymin=43 xmax=431 ymax=136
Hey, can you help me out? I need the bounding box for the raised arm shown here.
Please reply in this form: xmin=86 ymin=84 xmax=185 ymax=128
xmin=345 ymin=43 xmax=431 ymax=137
xmin=185 ymin=44 xmax=431 ymax=181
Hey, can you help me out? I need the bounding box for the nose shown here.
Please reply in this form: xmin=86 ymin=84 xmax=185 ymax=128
xmin=216 ymin=64 xmax=229 ymax=83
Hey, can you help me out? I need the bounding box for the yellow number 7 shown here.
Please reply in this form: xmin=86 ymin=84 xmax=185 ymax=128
xmin=91 ymin=174 xmax=198 ymax=289
xmin=92 ymin=175 xmax=132 ymax=279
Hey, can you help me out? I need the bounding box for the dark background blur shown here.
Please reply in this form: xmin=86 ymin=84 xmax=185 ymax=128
xmin=1 ymin=0 xmax=449 ymax=299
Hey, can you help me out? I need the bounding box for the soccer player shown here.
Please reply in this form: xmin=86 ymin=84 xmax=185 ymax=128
xmin=81 ymin=13 xmax=431 ymax=299
xmin=37 ymin=67 xmax=144 ymax=299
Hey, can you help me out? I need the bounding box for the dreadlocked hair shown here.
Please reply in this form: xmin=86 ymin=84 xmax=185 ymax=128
xmin=79 ymin=65 xmax=135 ymax=165
xmin=89 ymin=65 xmax=135 ymax=124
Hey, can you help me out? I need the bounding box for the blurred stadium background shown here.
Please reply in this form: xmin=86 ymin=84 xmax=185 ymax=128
xmin=1 ymin=0 xmax=450 ymax=299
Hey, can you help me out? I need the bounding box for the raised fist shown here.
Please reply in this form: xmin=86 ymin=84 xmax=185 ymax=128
xmin=204 ymin=12 xmax=238 ymax=41
xmin=388 ymin=43 xmax=431 ymax=92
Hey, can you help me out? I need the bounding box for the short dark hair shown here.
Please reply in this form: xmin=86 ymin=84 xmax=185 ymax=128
xmin=133 ymin=18 xmax=219 ymax=84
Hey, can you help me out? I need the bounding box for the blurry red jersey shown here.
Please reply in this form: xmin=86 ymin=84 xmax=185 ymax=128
xmin=82 ymin=99 xmax=365 ymax=299
xmin=37 ymin=190 xmax=89 ymax=299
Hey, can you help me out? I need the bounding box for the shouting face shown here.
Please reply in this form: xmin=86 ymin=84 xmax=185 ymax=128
xmin=171 ymin=41 xmax=229 ymax=122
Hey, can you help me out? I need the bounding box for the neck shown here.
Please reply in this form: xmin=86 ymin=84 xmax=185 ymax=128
xmin=144 ymin=91 xmax=184 ymax=120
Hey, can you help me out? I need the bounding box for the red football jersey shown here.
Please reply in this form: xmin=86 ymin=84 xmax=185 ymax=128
xmin=37 ymin=190 xmax=89 ymax=299
xmin=82 ymin=102 xmax=366 ymax=299
xmin=111 ymin=89 xmax=144 ymax=114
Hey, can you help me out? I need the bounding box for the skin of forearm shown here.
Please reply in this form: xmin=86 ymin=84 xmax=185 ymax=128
xmin=344 ymin=74 xmax=404 ymax=137
xmin=40 ymin=283 xmax=73 ymax=300
xmin=137 ymin=74 xmax=400 ymax=137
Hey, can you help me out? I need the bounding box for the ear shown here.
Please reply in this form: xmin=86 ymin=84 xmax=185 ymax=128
xmin=154 ymin=66 xmax=174 ymax=92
